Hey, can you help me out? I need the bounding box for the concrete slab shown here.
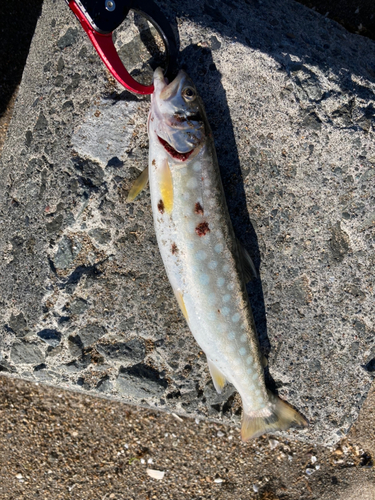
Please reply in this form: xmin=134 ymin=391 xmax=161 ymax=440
xmin=0 ymin=0 xmax=374 ymax=446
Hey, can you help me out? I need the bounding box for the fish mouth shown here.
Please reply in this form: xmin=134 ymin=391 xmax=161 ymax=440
xmin=157 ymin=136 xmax=194 ymax=161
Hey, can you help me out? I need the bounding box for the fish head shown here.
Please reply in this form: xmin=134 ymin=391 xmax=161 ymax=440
xmin=149 ymin=67 xmax=206 ymax=161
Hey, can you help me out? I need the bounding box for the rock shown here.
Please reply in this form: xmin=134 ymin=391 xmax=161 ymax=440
xmin=54 ymin=236 xmax=81 ymax=269
xmin=78 ymin=325 xmax=105 ymax=348
xmin=89 ymin=228 xmax=111 ymax=244
xmin=10 ymin=343 xmax=44 ymax=365
xmin=8 ymin=312 xmax=28 ymax=337
xmin=37 ymin=329 xmax=61 ymax=347
xmin=1 ymin=0 xmax=375 ymax=446
xmin=117 ymin=363 xmax=168 ymax=399
xmin=97 ymin=338 xmax=146 ymax=364
xmin=69 ymin=298 xmax=89 ymax=315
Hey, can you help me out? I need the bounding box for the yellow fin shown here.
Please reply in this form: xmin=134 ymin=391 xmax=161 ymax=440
xmin=174 ymin=289 xmax=188 ymax=321
xmin=159 ymin=159 xmax=173 ymax=214
xmin=241 ymin=391 xmax=308 ymax=441
xmin=208 ymin=360 xmax=227 ymax=394
xmin=127 ymin=167 xmax=149 ymax=202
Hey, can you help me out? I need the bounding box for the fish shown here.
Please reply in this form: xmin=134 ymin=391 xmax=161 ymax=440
xmin=129 ymin=67 xmax=307 ymax=440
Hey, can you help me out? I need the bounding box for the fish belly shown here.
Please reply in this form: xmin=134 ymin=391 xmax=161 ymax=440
xmin=149 ymin=141 xmax=269 ymax=413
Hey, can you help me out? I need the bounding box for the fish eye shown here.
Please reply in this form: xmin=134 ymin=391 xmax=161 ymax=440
xmin=182 ymin=87 xmax=196 ymax=101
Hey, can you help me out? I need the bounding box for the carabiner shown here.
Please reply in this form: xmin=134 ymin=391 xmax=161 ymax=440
xmin=67 ymin=0 xmax=178 ymax=95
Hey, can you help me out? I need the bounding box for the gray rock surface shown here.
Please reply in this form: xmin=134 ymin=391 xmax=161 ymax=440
xmin=0 ymin=0 xmax=374 ymax=445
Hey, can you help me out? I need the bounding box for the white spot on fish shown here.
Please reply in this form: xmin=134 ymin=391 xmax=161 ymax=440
xmin=227 ymin=283 xmax=234 ymax=290
xmin=204 ymin=189 xmax=211 ymax=198
xmin=182 ymin=191 xmax=190 ymax=200
xmin=223 ymin=264 xmax=230 ymax=272
xmin=223 ymin=294 xmax=231 ymax=303
xmin=227 ymin=332 xmax=235 ymax=341
xmin=199 ymin=274 xmax=210 ymax=285
xmin=246 ymin=356 xmax=253 ymax=364
xmin=207 ymin=312 xmax=216 ymax=321
xmin=233 ymin=358 xmax=241 ymax=366
xmin=246 ymin=368 xmax=253 ymax=374
xmin=187 ymin=241 xmax=194 ymax=249
xmin=217 ymin=323 xmax=226 ymax=333
xmin=221 ymin=307 xmax=229 ymax=316
xmin=187 ymin=221 xmax=196 ymax=233
xmin=252 ymin=373 xmax=258 ymax=380
xmin=208 ymin=260 xmax=218 ymax=270
xmin=240 ymin=334 xmax=247 ymax=342
xmin=217 ymin=277 xmax=225 ymax=287
xmin=239 ymin=347 xmax=247 ymax=355
xmin=216 ymin=230 xmax=223 ymax=239
xmin=193 ymin=162 xmax=201 ymax=172
xmin=232 ymin=313 xmax=240 ymax=323
xmin=195 ymin=250 xmax=207 ymax=260
xmin=208 ymin=293 xmax=217 ymax=305
xmin=187 ymin=177 xmax=198 ymax=189
xmin=227 ymin=344 xmax=235 ymax=352
xmin=214 ymin=243 xmax=223 ymax=253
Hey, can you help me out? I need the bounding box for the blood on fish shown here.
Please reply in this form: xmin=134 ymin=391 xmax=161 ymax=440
xmin=158 ymin=199 xmax=165 ymax=214
xmin=195 ymin=202 xmax=204 ymax=215
xmin=152 ymin=159 xmax=156 ymax=166
xmin=171 ymin=243 xmax=178 ymax=254
xmin=158 ymin=136 xmax=194 ymax=161
xmin=195 ymin=221 xmax=210 ymax=236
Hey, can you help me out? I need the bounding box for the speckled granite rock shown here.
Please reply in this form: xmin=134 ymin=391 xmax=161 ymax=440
xmin=0 ymin=0 xmax=374 ymax=446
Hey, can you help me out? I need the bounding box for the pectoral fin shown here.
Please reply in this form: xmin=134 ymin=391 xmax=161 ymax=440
xmin=237 ymin=239 xmax=257 ymax=282
xmin=208 ymin=360 xmax=227 ymax=394
xmin=127 ymin=167 xmax=149 ymax=202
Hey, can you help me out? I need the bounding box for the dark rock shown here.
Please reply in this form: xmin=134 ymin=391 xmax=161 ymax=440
xmin=89 ymin=228 xmax=111 ymax=244
xmin=210 ymin=35 xmax=221 ymax=50
xmin=8 ymin=312 xmax=28 ymax=337
xmin=73 ymin=158 xmax=104 ymax=188
xmin=54 ymin=235 xmax=81 ymax=269
xmin=78 ymin=325 xmax=105 ymax=348
xmin=34 ymin=112 xmax=48 ymax=131
xmin=10 ymin=343 xmax=44 ymax=365
xmin=97 ymin=338 xmax=146 ymax=363
xmin=117 ymin=363 xmax=168 ymax=398
xmin=25 ymin=130 xmax=33 ymax=147
xmin=37 ymin=329 xmax=61 ymax=347
xmin=302 ymin=111 xmax=321 ymax=130
xmin=69 ymin=298 xmax=88 ymax=315
xmin=97 ymin=375 xmax=112 ymax=392
xmin=57 ymin=27 xmax=78 ymax=50
xmin=46 ymin=213 xmax=63 ymax=234
xmin=329 ymin=222 xmax=350 ymax=262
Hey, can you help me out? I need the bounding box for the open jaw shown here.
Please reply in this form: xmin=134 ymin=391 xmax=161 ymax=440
xmin=158 ymin=136 xmax=194 ymax=161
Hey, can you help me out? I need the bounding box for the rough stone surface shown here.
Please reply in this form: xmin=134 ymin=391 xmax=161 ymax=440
xmin=0 ymin=0 xmax=374 ymax=445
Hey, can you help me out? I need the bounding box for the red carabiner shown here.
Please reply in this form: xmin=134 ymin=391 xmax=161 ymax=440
xmin=68 ymin=0 xmax=154 ymax=95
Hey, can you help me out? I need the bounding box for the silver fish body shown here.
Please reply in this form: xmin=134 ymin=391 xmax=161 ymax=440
xmin=147 ymin=68 xmax=306 ymax=439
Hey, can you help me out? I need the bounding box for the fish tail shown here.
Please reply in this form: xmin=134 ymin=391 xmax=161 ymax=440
xmin=241 ymin=391 xmax=308 ymax=441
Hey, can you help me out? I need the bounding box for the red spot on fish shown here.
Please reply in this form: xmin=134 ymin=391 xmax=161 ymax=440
xmin=195 ymin=202 xmax=204 ymax=215
xmin=195 ymin=221 xmax=210 ymax=236
xmin=152 ymin=159 xmax=156 ymax=166
xmin=158 ymin=136 xmax=194 ymax=162
xmin=171 ymin=243 xmax=178 ymax=254
xmin=157 ymin=200 xmax=165 ymax=214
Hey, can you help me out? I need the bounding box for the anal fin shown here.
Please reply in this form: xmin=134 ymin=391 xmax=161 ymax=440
xmin=208 ymin=360 xmax=227 ymax=394
xmin=127 ymin=167 xmax=149 ymax=202
xmin=237 ymin=239 xmax=257 ymax=282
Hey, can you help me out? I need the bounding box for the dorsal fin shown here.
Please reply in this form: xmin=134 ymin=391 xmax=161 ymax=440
xmin=237 ymin=239 xmax=257 ymax=282
xmin=208 ymin=359 xmax=227 ymax=394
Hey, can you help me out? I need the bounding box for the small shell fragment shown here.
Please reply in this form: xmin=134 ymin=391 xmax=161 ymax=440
xmin=147 ymin=469 xmax=165 ymax=480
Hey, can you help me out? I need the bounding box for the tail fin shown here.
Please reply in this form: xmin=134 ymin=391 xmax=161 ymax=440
xmin=241 ymin=391 xmax=308 ymax=441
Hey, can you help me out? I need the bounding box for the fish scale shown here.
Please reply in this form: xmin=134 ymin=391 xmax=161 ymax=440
xmin=145 ymin=67 xmax=307 ymax=440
